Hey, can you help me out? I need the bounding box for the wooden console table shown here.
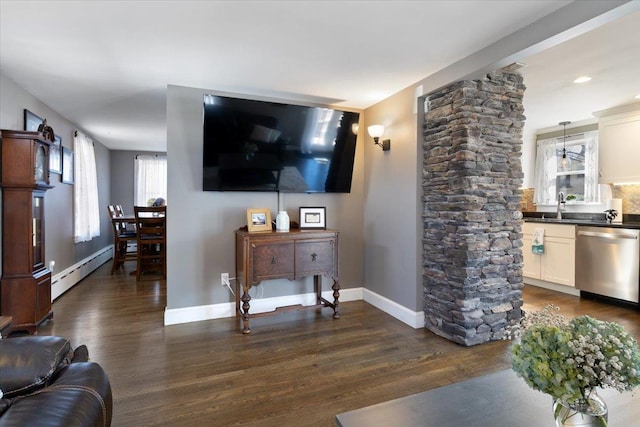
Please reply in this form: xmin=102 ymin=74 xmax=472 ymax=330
xmin=235 ymin=228 xmax=340 ymax=334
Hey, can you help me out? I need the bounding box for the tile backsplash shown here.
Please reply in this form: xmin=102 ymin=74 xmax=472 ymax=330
xmin=520 ymin=188 xmax=535 ymax=212
xmin=613 ymin=184 xmax=640 ymax=214
xmin=521 ymin=184 xmax=640 ymax=214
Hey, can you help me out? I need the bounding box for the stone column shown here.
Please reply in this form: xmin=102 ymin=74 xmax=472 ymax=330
xmin=422 ymin=70 xmax=525 ymax=346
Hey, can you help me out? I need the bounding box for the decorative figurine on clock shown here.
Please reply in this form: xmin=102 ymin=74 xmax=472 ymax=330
xmin=37 ymin=118 xmax=55 ymax=142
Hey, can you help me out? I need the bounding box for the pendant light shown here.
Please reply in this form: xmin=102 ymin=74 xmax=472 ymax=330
xmin=559 ymin=121 xmax=571 ymax=171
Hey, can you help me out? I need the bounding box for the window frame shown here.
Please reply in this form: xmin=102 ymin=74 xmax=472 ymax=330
xmin=533 ymin=130 xmax=599 ymax=205
xmin=134 ymin=154 xmax=167 ymax=207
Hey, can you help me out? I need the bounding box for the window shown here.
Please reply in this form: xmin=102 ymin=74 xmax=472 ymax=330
xmin=555 ymin=142 xmax=586 ymax=200
xmin=134 ymin=155 xmax=167 ymax=206
xmin=73 ymin=131 xmax=101 ymax=243
xmin=533 ymin=130 xmax=599 ymax=204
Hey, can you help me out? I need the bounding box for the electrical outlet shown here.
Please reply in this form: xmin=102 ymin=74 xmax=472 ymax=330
xmin=221 ymin=273 xmax=230 ymax=286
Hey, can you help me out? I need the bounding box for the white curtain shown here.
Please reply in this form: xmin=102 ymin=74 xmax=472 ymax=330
xmin=134 ymin=155 xmax=167 ymax=206
xmin=533 ymin=138 xmax=557 ymax=204
xmin=73 ymin=131 xmax=101 ymax=243
xmin=533 ymin=130 xmax=599 ymax=204
xmin=582 ymin=130 xmax=600 ymax=203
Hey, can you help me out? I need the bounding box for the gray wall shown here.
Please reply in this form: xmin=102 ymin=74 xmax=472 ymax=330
xmin=363 ymin=84 xmax=423 ymax=311
xmin=110 ymin=150 xmax=166 ymax=214
xmin=165 ymin=84 xmax=365 ymax=310
xmin=0 ymin=73 xmax=112 ymax=276
xmin=2 ymin=0 xmax=628 ymax=318
xmin=359 ymin=0 xmax=630 ymax=314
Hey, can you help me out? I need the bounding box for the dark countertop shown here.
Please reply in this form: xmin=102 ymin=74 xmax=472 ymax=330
xmin=523 ymin=212 xmax=640 ymax=230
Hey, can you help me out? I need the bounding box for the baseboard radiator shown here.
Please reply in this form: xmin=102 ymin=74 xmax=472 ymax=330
xmin=51 ymin=245 xmax=113 ymax=301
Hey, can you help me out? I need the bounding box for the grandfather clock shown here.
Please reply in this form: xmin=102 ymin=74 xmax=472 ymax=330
xmin=0 ymin=129 xmax=54 ymax=333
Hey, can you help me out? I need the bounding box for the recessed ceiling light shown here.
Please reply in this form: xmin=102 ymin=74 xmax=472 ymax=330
xmin=573 ymin=76 xmax=592 ymax=84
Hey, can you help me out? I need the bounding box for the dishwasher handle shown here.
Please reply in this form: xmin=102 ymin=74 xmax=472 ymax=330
xmin=577 ymin=230 xmax=639 ymax=240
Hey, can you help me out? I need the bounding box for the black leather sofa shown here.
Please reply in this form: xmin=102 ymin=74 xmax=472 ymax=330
xmin=0 ymin=336 xmax=112 ymax=427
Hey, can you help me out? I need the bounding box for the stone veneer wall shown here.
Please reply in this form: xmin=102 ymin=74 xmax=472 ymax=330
xmin=422 ymin=70 xmax=525 ymax=346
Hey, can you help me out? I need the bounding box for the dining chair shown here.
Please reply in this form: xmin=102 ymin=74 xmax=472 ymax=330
xmin=114 ymin=204 xmax=136 ymax=233
xmin=107 ymin=205 xmax=137 ymax=274
xmin=134 ymin=205 xmax=166 ymax=281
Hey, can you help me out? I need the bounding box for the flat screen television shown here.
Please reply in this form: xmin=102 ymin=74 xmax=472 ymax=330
xmin=203 ymin=94 xmax=360 ymax=193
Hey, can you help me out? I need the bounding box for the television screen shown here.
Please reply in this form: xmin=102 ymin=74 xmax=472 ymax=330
xmin=203 ymin=94 xmax=360 ymax=193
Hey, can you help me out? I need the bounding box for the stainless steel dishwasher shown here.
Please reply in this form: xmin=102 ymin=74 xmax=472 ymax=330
xmin=576 ymin=226 xmax=640 ymax=304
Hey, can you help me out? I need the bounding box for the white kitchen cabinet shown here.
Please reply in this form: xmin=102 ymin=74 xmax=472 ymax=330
xmin=598 ymin=110 xmax=640 ymax=184
xmin=521 ymin=234 xmax=541 ymax=278
xmin=522 ymin=223 xmax=576 ymax=287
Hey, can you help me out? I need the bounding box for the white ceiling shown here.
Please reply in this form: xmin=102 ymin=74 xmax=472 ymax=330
xmin=521 ymin=8 xmax=640 ymax=135
xmin=1 ymin=1 xmax=638 ymax=152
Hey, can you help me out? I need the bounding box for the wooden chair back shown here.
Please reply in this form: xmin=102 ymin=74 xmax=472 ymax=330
xmin=134 ymin=206 xmax=167 ymax=280
xmin=107 ymin=204 xmax=117 ymax=218
xmin=107 ymin=204 xmax=137 ymax=274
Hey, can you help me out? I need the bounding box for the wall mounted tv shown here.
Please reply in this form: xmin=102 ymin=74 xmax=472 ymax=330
xmin=203 ymin=94 xmax=360 ymax=193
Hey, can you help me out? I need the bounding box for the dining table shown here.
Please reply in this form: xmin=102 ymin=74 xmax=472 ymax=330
xmin=110 ymin=210 xmax=166 ymax=277
xmin=114 ymin=211 xmax=166 ymax=223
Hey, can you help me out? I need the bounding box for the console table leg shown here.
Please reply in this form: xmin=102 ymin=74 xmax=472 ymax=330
xmin=241 ymin=290 xmax=251 ymax=334
xmin=314 ymin=275 xmax=321 ymax=305
xmin=332 ymin=280 xmax=340 ymax=319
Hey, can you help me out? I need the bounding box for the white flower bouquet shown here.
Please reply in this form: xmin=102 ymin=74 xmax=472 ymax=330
xmin=507 ymin=304 xmax=640 ymax=427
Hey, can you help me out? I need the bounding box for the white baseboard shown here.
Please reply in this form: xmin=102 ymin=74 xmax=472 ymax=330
xmin=164 ymin=287 xmax=363 ymax=326
xmin=164 ymin=286 xmax=425 ymax=330
xmin=51 ymin=246 xmax=113 ymax=301
xmin=524 ymin=278 xmax=581 ymax=296
xmin=363 ymin=288 xmax=425 ymax=329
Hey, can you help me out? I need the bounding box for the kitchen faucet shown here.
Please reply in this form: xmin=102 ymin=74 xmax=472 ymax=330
xmin=556 ymin=191 xmax=565 ymax=219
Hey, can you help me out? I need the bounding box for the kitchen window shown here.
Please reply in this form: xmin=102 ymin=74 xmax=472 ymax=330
xmin=533 ymin=130 xmax=599 ymax=204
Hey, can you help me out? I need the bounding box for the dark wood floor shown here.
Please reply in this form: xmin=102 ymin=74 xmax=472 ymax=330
xmin=35 ymin=261 xmax=640 ymax=426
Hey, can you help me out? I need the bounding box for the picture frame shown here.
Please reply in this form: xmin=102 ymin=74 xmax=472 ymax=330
xmin=62 ymin=147 xmax=74 ymax=184
xmin=49 ymin=134 xmax=62 ymax=174
xmin=299 ymin=207 xmax=326 ymax=230
xmin=24 ymin=109 xmax=43 ymax=132
xmin=246 ymin=208 xmax=272 ymax=232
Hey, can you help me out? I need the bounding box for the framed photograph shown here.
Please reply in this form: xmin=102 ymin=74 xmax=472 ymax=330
xmin=246 ymin=208 xmax=272 ymax=232
xmin=62 ymin=147 xmax=74 ymax=184
xmin=24 ymin=109 xmax=43 ymax=131
xmin=299 ymin=207 xmax=326 ymax=230
xmin=49 ymin=134 xmax=62 ymax=174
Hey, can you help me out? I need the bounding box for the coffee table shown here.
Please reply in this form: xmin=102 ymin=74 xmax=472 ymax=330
xmin=336 ymin=369 xmax=639 ymax=426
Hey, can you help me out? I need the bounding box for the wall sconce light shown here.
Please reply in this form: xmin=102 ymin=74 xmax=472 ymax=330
xmin=367 ymin=125 xmax=390 ymax=151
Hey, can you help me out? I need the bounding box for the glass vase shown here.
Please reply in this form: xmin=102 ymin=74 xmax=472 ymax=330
xmin=553 ymin=390 xmax=608 ymax=427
